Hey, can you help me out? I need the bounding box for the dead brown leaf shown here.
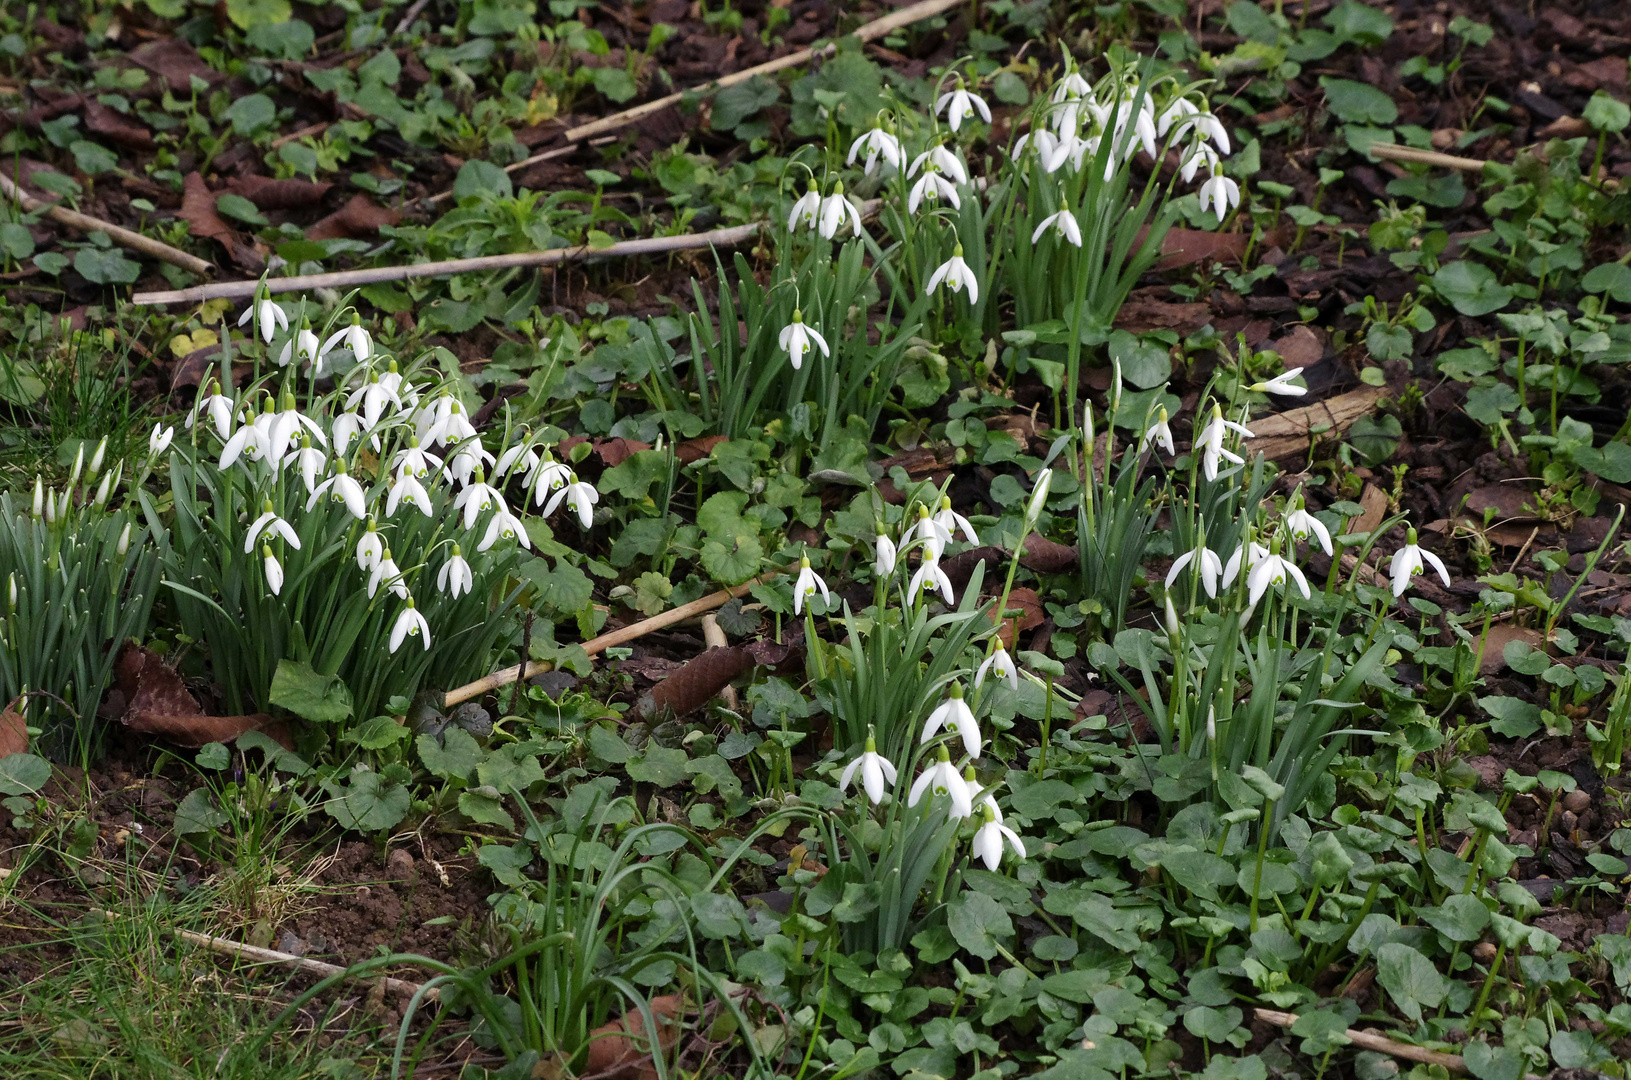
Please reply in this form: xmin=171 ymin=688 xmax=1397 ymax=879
xmin=1479 ymin=625 xmax=1545 ymax=675
xmin=633 ymin=647 xmax=755 ymax=721
xmin=114 ymin=642 xmax=281 ymax=748
xmin=83 ymin=101 xmax=152 ymax=149
xmin=675 ymin=435 xmax=727 ymax=464
xmin=126 ymin=39 xmax=225 ymax=94
xmin=595 ymin=438 xmax=651 ymax=468
xmin=225 ymin=175 xmax=333 ymax=210
xmin=582 ymin=993 xmax=686 ymax=1080
xmin=180 ymin=172 xmax=235 ymax=247
xmin=0 ymin=696 xmax=27 ymax=760
xmin=991 ymin=587 xmax=1045 ymax=649
xmin=1157 ymin=228 xmax=1247 ymax=270
xmin=1465 ymin=484 xmax=1541 ymax=522
xmin=1268 ymin=325 xmax=1324 ymax=369
xmin=307 ymin=195 xmax=399 ymax=241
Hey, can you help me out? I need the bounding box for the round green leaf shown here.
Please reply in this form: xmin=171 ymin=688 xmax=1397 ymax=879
xmin=1432 ymin=260 xmax=1513 ymax=317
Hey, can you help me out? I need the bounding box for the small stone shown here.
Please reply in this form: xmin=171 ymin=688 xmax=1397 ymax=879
xmin=1472 ymin=941 xmax=1497 ymax=962
xmin=1562 ymin=789 xmax=1592 ymax=814
xmin=386 ymin=848 xmax=415 ymax=879
xmin=277 ymin=931 xmax=307 ymax=956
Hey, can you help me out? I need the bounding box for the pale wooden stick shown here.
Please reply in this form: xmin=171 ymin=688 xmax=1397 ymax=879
xmin=130 ymin=221 xmax=763 ymax=306
xmin=442 ymin=576 xmax=770 ymax=708
xmin=1368 ymin=142 xmax=1489 ymax=173
xmin=174 ymin=926 xmax=437 ymax=1000
xmin=0 ymin=172 xmax=214 ymax=277
xmin=1254 ymin=1010 xmax=1541 ymax=1080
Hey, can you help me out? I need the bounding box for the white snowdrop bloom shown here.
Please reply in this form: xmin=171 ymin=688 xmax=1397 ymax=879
xmin=478 ymin=508 xmax=531 ymax=551
xmin=874 ymin=531 xmax=897 ymax=577
xmin=1131 ymin=105 xmax=1158 ymax=160
xmin=1190 ymin=111 xmax=1231 ymax=155
xmin=817 ymin=182 xmax=864 ymax=240
xmin=277 ymin=322 xmax=321 ymax=369
xmin=389 ymin=598 xmax=431 ymax=654
xmin=975 ymin=643 xmax=1019 ymax=692
xmin=392 ymin=438 xmax=443 ymax=482
xmin=438 ymin=544 xmax=474 ymax=598
xmin=1285 ymin=500 xmax=1333 ymax=557
xmin=1180 ymin=142 xmax=1221 ymax=184
xmin=787 ymin=179 xmax=821 ymax=233
xmin=190 ymin=381 xmax=235 ymax=441
xmin=933 ymin=495 xmax=978 ymax=545
xmin=494 ymin=441 xmax=539 ymax=483
xmin=386 ymin=472 xmax=434 ymax=518
xmin=1198 ymin=173 xmax=1241 ymax=224
xmin=778 ymin=310 xmax=830 ymax=371
xmin=1140 ymin=407 xmax=1175 ymax=456
xmin=379 ymin=361 xmax=412 ymax=408
xmin=284 ymin=435 xmax=327 ymax=495
xmin=847 ymin=127 xmax=904 ymax=176
xmin=935 ymin=84 xmax=991 ymax=132
xmin=238 ymin=293 xmax=288 ymax=345
xmin=530 ymin=455 xmax=573 ymax=505
xmin=1031 ymin=209 xmax=1083 ymax=247
xmin=368 ymin=548 xmax=409 ymax=600
xmin=443 ymin=439 xmax=495 ymax=488
xmin=331 ymin=410 xmax=379 ymax=457
xmin=262 ymin=545 xmax=284 ymax=596
xmin=542 ymin=473 xmax=598 ymax=530
xmin=1024 ymin=472 xmax=1054 ymax=531
xmin=903 ymin=504 xmax=952 ymax=560
xmin=1246 ymin=548 xmax=1312 ymax=607
xmin=909 ymin=144 xmax=969 ymax=185
xmin=346 ymin=370 xmax=400 ymax=429
xmin=243 ymin=500 xmax=300 ymax=554
xmin=415 ymin=394 xmax=476 ymax=448
xmin=907 ymin=170 xmax=961 ymax=214
xmin=218 ymin=408 xmax=266 ymax=471
xmin=926 ymin=245 xmax=978 ymax=304
xmin=971 ymin=800 xmax=1026 ymax=870
xmin=908 ymin=552 xmax=956 ymax=607
xmin=907 ymin=746 xmax=974 ymax=819
xmin=320 ymin=314 xmax=373 ymax=370
xmin=1250 ymin=369 xmax=1308 ymax=397
xmin=921 ymin=682 xmax=981 ymax=760
xmin=453 ymin=471 xmax=507 ymax=528
xmin=1196 ymin=404 xmax=1253 ymax=482
xmin=1222 ymin=541 xmax=1271 ymax=591
xmin=1389 ymin=528 xmax=1452 ymax=598
xmin=266 ymin=393 xmax=325 ymax=465
xmin=306 ymin=459 xmax=368 ymax=520
xmin=1157 ymin=96 xmax=1199 ymax=138
xmin=839 ymin=732 xmax=897 ymax=804
xmin=1166 ymin=541 xmax=1224 ymax=599
xmin=149 ymin=423 xmax=174 ymax=457
xmin=1012 ymin=128 xmax=1073 ymax=174
xmin=356 ymin=518 xmax=383 ymax=572
xmin=791 ymin=555 xmax=830 ymax=616
xmin=1207 ymin=705 xmax=1217 ymax=741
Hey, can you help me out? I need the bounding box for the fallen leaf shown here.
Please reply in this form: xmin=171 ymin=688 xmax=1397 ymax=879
xmin=990 ymin=587 xmax=1045 ymax=649
xmin=225 ymin=175 xmax=333 ymax=209
xmin=1157 ymin=228 xmax=1247 ymax=270
xmin=1268 ymin=325 xmax=1324 ymax=369
xmin=179 ymin=171 xmax=235 ymax=247
xmin=114 ymin=641 xmax=284 ymax=748
xmin=675 ymin=435 xmax=727 ymax=464
xmin=595 ymin=438 xmax=651 ymax=468
xmin=307 ymin=195 xmax=399 ymax=240
xmin=126 ymin=38 xmax=225 ymax=94
xmin=83 ymin=101 xmax=152 ymax=149
xmin=1465 ymin=484 xmax=1541 ymax=522
xmin=1479 ymin=625 xmax=1545 ymax=675
xmin=0 ymin=696 xmax=27 ymax=760
xmin=582 ymin=994 xmax=686 ymax=1080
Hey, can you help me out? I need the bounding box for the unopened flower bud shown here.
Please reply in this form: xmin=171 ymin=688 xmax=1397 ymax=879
xmin=117 ymin=522 xmax=132 ymax=555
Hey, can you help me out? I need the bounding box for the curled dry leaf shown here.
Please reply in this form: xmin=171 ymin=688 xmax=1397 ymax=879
xmin=942 ymin=536 xmax=1078 ymax=591
xmin=0 ymin=696 xmax=27 ymax=760
xmin=83 ymin=101 xmax=152 ymax=149
xmin=1156 ymin=228 xmax=1247 ymax=270
xmin=125 ymin=38 xmax=226 ymax=95
xmin=675 ymin=435 xmax=727 ymax=464
xmin=114 ymin=641 xmax=286 ymax=748
xmin=634 ymin=647 xmax=754 ymax=721
xmin=180 ymin=172 xmax=262 ymax=271
xmin=306 ymin=195 xmax=399 ymax=241
xmin=582 ymin=993 xmax=686 ymax=1080
xmin=991 ymin=587 xmax=1045 ymax=649
xmin=225 ymin=175 xmax=333 ymax=210
xmin=595 ymin=437 xmax=652 ymax=468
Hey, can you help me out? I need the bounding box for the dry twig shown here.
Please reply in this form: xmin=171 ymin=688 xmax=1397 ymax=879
xmin=0 ymin=172 xmax=214 ymax=277
xmin=1254 ymin=1009 xmax=1542 ymax=1080
xmin=1368 ymin=142 xmax=1489 ymax=172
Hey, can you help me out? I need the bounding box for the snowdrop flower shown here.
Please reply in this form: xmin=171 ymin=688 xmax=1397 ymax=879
xmin=454 ymin=469 xmax=506 ymax=527
xmin=1189 ymin=111 xmax=1231 ymax=155
xmin=286 ymin=434 xmax=326 ymax=495
xmin=791 ymin=554 xmax=830 ymax=616
xmin=1179 ymin=141 xmax=1220 ymax=183
xmin=530 ymin=454 xmax=572 ymax=504
xmin=907 ymin=170 xmax=961 ymax=213
xmin=848 ymin=126 xmax=905 ymax=176
xmin=277 ymin=320 xmax=321 ymax=369
xmin=31 ymin=476 xmax=42 ymax=518
xmin=778 ymin=310 xmax=829 ymax=371
xmin=1166 ymin=540 xmax=1224 ymax=598
xmin=934 ymin=495 xmax=978 ymax=545
xmin=926 ymin=244 xmax=978 ymax=303
xmin=1129 ymin=104 xmax=1158 ymax=160
xmin=787 ymin=179 xmax=821 ymax=232
xmin=320 ymin=313 xmax=373 ymax=370
xmin=1011 ymin=128 xmax=1074 ymax=174
xmin=1198 ymin=172 xmax=1240 ymax=224
xmin=494 ymin=441 xmax=539 ymax=484
xmin=307 ymin=459 xmax=368 ymax=519
xmin=1156 ymin=96 xmax=1199 ymax=138
xmin=1025 ymin=468 xmax=1053 ymax=527
xmin=818 ymin=181 xmax=864 ymax=240
xmin=908 ymin=745 xmax=974 ymax=819
xmin=244 ymin=499 xmax=300 ymax=553
xmin=909 ymin=551 xmax=956 ymax=607
xmin=922 ymin=682 xmax=981 ymax=759
xmin=478 ymin=508 xmax=531 ymax=551
xmin=542 ymin=473 xmax=598 ymax=530
xmin=218 ymin=407 xmax=265 ymax=471
xmin=1207 ymin=705 xmax=1217 ymax=742
xmin=975 ymin=642 xmax=1019 ymax=692
xmin=190 ymin=381 xmax=235 ymax=440
xmin=936 ymin=81 xmax=991 ymax=132
xmin=903 ymin=504 xmax=952 ymax=560
xmin=393 ymin=437 xmax=442 ymax=482
xmin=438 ymin=543 xmax=474 ymax=598
xmin=1246 ymin=545 xmax=1312 ymax=607
xmin=1250 ymin=368 xmax=1308 ymax=397
xmin=1196 ymin=404 xmax=1253 ymax=482
xmin=238 ymin=290 xmax=288 ymax=345
xmin=1222 ymin=540 xmax=1271 ymax=590
xmin=379 ymin=360 xmax=413 ymax=408
xmin=443 ymin=439 xmax=496 ymax=488
xmin=839 ymin=730 xmax=897 ymax=804
xmin=971 ymin=800 xmax=1026 ymax=870
xmin=262 ymin=545 xmax=284 ymax=596
xmin=1031 ymin=209 xmax=1083 ymax=247
xmin=1141 ymin=407 xmax=1175 ymax=456
xmin=347 ymin=370 xmax=400 ymax=429
xmin=368 ymin=548 xmax=409 ymax=600
xmin=1285 ymin=497 xmax=1333 ymax=556
xmin=389 ymin=598 xmax=431 ymax=654
xmin=909 ymin=144 xmax=969 ymax=185
xmin=266 ymin=392 xmax=325 ymax=464
xmin=1389 ymin=528 xmax=1451 ymax=598
xmin=386 ymin=471 xmax=434 ymax=518
xmin=331 ymin=411 xmax=364 ymax=457
xmin=149 ymin=423 xmax=174 ymax=457
xmin=874 ymin=529 xmax=897 ymax=577
xmin=356 ymin=518 xmax=383 ymax=572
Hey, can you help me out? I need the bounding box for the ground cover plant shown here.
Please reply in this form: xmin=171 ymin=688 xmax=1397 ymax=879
xmin=6 ymin=1 xmax=1631 ymax=1078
